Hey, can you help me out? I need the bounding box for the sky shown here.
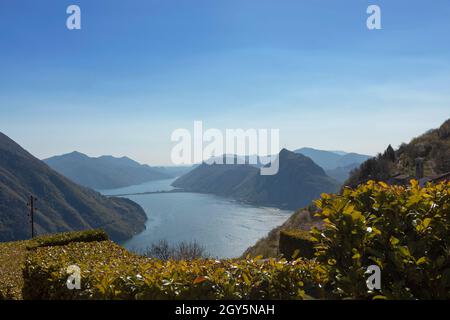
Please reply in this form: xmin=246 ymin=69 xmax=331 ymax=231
xmin=0 ymin=0 xmax=449 ymax=165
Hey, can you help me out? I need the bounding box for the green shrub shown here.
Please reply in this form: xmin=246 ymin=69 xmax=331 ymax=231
xmin=27 ymin=230 xmax=109 ymax=250
xmin=279 ymin=230 xmax=315 ymax=260
xmin=23 ymin=241 xmax=327 ymax=300
xmin=312 ymin=180 xmax=450 ymax=299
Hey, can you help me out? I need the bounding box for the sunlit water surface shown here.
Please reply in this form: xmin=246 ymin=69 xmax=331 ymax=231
xmin=100 ymin=178 xmax=292 ymax=258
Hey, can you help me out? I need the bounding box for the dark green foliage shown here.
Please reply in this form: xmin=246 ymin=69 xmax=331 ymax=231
xmin=279 ymin=230 xmax=315 ymax=260
xmin=383 ymin=144 xmax=396 ymax=162
xmin=312 ymin=180 xmax=450 ymax=299
xmin=0 ymin=132 xmax=147 ymax=242
xmin=345 ymin=148 xmax=395 ymax=187
xmin=27 ymin=230 xmax=109 ymax=249
xmin=438 ymin=120 xmax=450 ymax=139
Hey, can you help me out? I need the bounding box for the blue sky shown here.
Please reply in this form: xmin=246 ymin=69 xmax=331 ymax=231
xmin=0 ymin=0 xmax=449 ymax=165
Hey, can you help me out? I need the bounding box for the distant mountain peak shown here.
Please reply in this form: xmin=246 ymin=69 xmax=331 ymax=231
xmin=69 ymin=150 xmax=84 ymax=155
xmin=294 ymin=147 xmax=372 ymax=184
xmin=66 ymin=151 xmax=89 ymax=158
xmin=294 ymin=147 xmax=371 ymax=169
xmin=44 ymin=151 xmax=172 ymax=189
xmin=279 ymin=148 xmax=291 ymax=156
xmin=173 ymin=148 xmax=339 ymax=210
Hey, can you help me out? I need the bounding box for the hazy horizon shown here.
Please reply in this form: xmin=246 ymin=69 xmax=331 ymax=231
xmin=1 ymin=0 xmax=449 ymax=165
xmin=39 ymin=147 xmax=375 ymax=167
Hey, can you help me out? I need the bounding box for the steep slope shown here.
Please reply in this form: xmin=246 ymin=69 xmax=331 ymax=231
xmin=232 ymin=149 xmax=340 ymax=209
xmin=338 ymin=152 xmax=372 ymax=168
xmin=173 ymin=149 xmax=340 ymax=210
xmin=44 ymin=152 xmax=172 ymax=190
xmin=346 ymin=119 xmax=450 ymax=187
xmin=0 ymin=132 xmax=147 ymax=242
xmin=295 ymin=147 xmax=371 ymax=169
xmin=172 ymin=163 xmax=258 ymax=196
xmin=325 ymin=163 xmax=360 ymax=183
xmin=294 ymin=147 xmax=371 ymax=184
xmin=242 ymin=208 xmax=321 ymax=258
xmin=294 ymin=148 xmax=343 ymax=170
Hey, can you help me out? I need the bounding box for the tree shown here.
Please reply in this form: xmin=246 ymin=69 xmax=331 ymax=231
xmin=383 ymin=144 xmax=396 ymax=162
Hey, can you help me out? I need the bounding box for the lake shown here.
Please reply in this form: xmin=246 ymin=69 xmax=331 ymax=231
xmin=100 ymin=178 xmax=292 ymax=258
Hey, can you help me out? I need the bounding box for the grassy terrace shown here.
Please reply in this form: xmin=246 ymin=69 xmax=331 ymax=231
xmin=0 ymin=230 xmax=109 ymax=299
xmin=0 ymin=240 xmax=29 ymax=299
xmin=0 ymin=230 xmax=323 ymax=300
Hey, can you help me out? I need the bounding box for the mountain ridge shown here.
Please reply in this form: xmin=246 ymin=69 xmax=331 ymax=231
xmin=294 ymin=147 xmax=372 ymax=183
xmin=44 ymin=151 xmax=172 ymax=190
xmin=173 ymin=149 xmax=340 ymax=210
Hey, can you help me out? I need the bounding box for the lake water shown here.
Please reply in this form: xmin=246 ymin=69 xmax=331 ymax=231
xmin=100 ymin=178 xmax=292 ymax=258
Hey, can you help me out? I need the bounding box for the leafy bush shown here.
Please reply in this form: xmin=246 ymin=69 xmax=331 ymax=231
xmin=312 ymin=180 xmax=450 ymax=299
xmin=23 ymin=241 xmax=327 ymax=300
xmin=279 ymin=230 xmax=315 ymax=260
xmin=27 ymin=230 xmax=109 ymax=249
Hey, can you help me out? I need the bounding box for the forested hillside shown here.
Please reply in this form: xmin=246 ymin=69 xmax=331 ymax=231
xmin=346 ymin=119 xmax=450 ymax=187
xmin=0 ymin=132 xmax=147 ymax=242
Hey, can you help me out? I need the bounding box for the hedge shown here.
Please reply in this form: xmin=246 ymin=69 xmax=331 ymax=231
xmin=312 ymin=180 xmax=450 ymax=300
xmin=26 ymin=230 xmax=109 ymax=250
xmin=279 ymin=230 xmax=315 ymax=260
xmin=23 ymin=241 xmax=328 ymax=300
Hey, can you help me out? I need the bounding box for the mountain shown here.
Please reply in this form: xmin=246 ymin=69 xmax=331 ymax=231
xmin=173 ymin=149 xmax=340 ymax=210
xmin=152 ymin=166 xmax=193 ymax=178
xmin=325 ymin=163 xmax=361 ymax=183
xmin=338 ymin=152 xmax=373 ymax=168
xmin=0 ymin=132 xmax=147 ymax=242
xmin=294 ymin=147 xmax=371 ymax=170
xmin=294 ymin=147 xmax=371 ymax=183
xmin=172 ymin=163 xmax=259 ymax=196
xmin=200 ymin=154 xmax=272 ymax=168
xmin=294 ymin=148 xmax=342 ymax=170
xmin=329 ymin=150 xmax=348 ymax=156
xmin=44 ymin=152 xmax=172 ymax=190
xmin=346 ymin=119 xmax=450 ymax=187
